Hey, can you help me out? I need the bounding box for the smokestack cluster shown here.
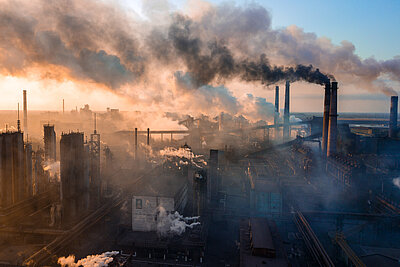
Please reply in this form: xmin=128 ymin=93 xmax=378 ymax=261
xmin=327 ymin=82 xmax=338 ymax=157
xmin=283 ymin=81 xmax=290 ymax=140
xmin=389 ymin=96 xmax=398 ymax=138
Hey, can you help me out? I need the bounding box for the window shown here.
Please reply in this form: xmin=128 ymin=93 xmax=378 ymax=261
xmin=136 ymin=199 xmax=142 ymax=209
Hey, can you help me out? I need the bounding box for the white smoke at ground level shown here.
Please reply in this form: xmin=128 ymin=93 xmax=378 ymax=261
xmin=393 ymin=177 xmax=400 ymax=189
xmin=156 ymin=206 xmax=200 ymax=237
xmin=57 ymin=251 xmax=119 ymax=267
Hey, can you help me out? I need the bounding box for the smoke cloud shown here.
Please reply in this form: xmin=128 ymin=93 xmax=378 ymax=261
xmin=1 ymin=0 xmax=399 ymax=120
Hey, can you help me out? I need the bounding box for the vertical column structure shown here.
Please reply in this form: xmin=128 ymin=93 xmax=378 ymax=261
xmin=44 ymin=124 xmax=57 ymax=161
xmin=147 ymin=128 xmax=150 ymax=146
xmin=90 ymin=113 xmax=101 ymax=206
xmin=283 ymin=81 xmax=290 ymax=140
xmin=327 ymin=82 xmax=338 ymax=157
xmin=23 ymin=90 xmax=28 ymax=138
xmin=389 ymin=96 xmax=398 ymax=138
xmin=60 ymin=132 xmax=86 ymax=220
xmin=134 ymin=128 xmax=138 ymax=159
xmin=322 ymin=80 xmax=331 ymax=156
xmin=274 ymin=86 xmax=279 ymax=138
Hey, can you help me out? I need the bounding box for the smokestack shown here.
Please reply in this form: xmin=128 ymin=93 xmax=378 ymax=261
xmin=134 ymin=128 xmax=138 ymax=159
xmin=322 ymin=80 xmax=331 ymax=156
xmin=63 ymin=99 xmax=65 ymax=114
xmin=17 ymin=103 xmax=20 ymax=132
xmin=93 ymin=113 xmax=97 ymax=134
xmin=283 ymin=81 xmax=290 ymax=140
xmin=389 ymin=96 xmax=398 ymax=138
xmin=327 ymin=82 xmax=338 ymax=157
xmin=23 ymin=90 xmax=27 ymax=136
xmin=274 ymin=86 xmax=279 ymax=125
xmin=147 ymin=128 xmax=150 ymax=146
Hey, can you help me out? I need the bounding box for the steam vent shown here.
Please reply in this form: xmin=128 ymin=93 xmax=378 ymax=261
xmin=0 ymin=1 xmax=400 ymax=266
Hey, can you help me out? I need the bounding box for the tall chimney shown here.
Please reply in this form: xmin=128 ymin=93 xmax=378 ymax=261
xmin=283 ymin=81 xmax=290 ymax=140
xmin=93 ymin=113 xmax=97 ymax=134
xmin=327 ymin=82 xmax=338 ymax=157
xmin=389 ymin=96 xmax=398 ymax=138
xmin=23 ymin=90 xmax=27 ymax=136
xmin=17 ymin=103 xmax=21 ymax=132
xmin=134 ymin=128 xmax=138 ymax=159
xmin=322 ymin=80 xmax=331 ymax=156
xmin=63 ymin=99 xmax=65 ymax=114
xmin=147 ymin=128 xmax=150 ymax=146
xmin=274 ymin=86 xmax=279 ymax=125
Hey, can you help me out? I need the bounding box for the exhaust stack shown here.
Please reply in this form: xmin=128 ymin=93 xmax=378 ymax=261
xmin=283 ymin=81 xmax=290 ymax=140
xmin=274 ymin=86 xmax=279 ymax=125
xmin=389 ymin=96 xmax=398 ymax=138
xmin=147 ymin=128 xmax=150 ymax=146
xmin=23 ymin=90 xmax=27 ymax=137
xmin=322 ymin=81 xmax=331 ymax=156
xmin=327 ymin=82 xmax=338 ymax=157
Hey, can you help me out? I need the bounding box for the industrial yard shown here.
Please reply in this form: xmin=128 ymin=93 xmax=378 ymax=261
xmin=0 ymin=81 xmax=400 ymax=266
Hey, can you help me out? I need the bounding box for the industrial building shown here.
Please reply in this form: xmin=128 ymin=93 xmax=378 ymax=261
xmin=43 ymin=124 xmax=56 ymax=161
xmin=1 ymin=82 xmax=400 ymax=267
xmin=0 ymin=131 xmax=32 ymax=207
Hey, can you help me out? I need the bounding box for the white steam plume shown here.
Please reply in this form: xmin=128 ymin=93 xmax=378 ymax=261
xmin=393 ymin=177 xmax=400 ymax=189
xmin=159 ymin=146 xmax=207 ymax=168
xmin=156 ymin=206 xmax=200 ymax=237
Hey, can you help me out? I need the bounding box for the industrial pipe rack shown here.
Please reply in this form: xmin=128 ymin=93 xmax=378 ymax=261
xmin=294 ymin=211 xmax=335 ymax=267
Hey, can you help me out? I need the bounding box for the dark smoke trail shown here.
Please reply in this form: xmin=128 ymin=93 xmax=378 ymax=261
xmin=165 ymin=14 xmax=333 ymax=87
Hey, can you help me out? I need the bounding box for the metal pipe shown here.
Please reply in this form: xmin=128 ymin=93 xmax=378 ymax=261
xmin=327 ymin=82 xmax=338 ymax=157
xmin=389 ymin=96 xmax=398 ymax=138
xmin=322 ymin=80 xmax=331 ymax=156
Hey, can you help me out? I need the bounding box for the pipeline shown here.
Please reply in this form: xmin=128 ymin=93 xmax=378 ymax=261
xmin=293 ymin=211 xmax=335 ymax=267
